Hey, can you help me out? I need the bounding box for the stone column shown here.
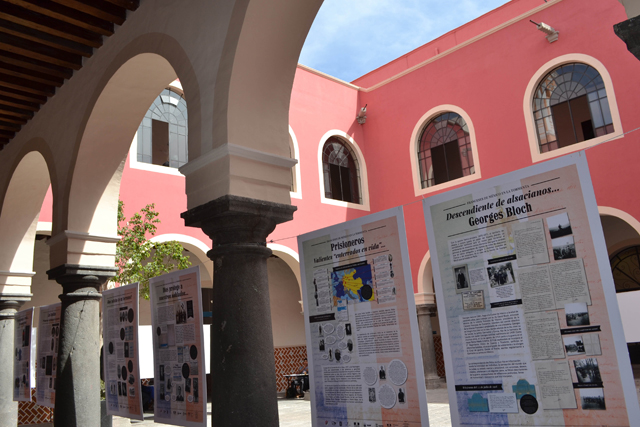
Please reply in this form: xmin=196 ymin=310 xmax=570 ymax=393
xmin=614 ymin=15 xmax=640 ymax=61
xmin=416 ymin=304 xmax=445 ymax=389
xmin=47 ymin=264 xmax=117 ymax=427
xmin=0 ymin=294 xmax=31 ymax=425
xmin=182 ymin=195 xmax=295 ymax=427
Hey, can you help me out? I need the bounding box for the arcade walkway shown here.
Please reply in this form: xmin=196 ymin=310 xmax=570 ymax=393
xmin=122 ymin=389 xmax=452 ymax=427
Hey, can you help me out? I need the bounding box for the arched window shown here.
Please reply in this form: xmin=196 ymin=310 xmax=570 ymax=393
xmin=610 ymin=246 xmax=640 ymax=293
xmin=418 ymin=112 xmax=473 ymax=189
xmin=322 ymin=137 xmax=361 ymax=204
xmin=533 ymin=63 xmax=613 ymax=153
xmin=137 ymin=88 xmax=188 ymax=168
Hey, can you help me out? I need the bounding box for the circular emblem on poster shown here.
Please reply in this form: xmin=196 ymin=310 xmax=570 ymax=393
xmin=190 ymin=345 xmax=197 ymax=360
xmin=378 ymin=384 xmax=397 ymax=409
xmin=108 ymin=342 xmax=114 ymax=354
xmin=120 ymin=328 xmax=125 ymax=341
xmin=128 ymin=360 xmax=134 ymax=373
xmin=360 ymin=285 xmax=373 ymax=300
xmin=121 ymin=366 xmax=127 ymax=381
xmin=128 ymin=308 xmax=134 ymax=323
xmin=182 ymin=362 xmax=190 ymax=379
xmin=363 ymin=367 xmax=377 ymax=385
xmin=520 ymin=394 xmax=538 ymax=414
xmin=388 ymin=359 xmax=408 ymax=386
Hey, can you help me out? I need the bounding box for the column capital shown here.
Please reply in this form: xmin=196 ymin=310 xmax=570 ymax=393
xmin=0 ymin=293 xmax=32 ymax=319
xmin=614 ymin=16 xmax=640 ymax=62
xmin=181 ymin=195 xmax=296 ymax=247
xmin=416 ymin=303 xmax=438 ymax=317
xmin=47 ymin=264 xmax=117 ymax=297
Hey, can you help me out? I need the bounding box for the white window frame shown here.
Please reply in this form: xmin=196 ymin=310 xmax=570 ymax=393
xmin=523 ymin=54 xmax=624 ymax=163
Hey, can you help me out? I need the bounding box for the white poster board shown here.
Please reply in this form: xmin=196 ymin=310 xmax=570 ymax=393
xmin=298 ymin=207 xmax=429 ymax=426
xmin=423 ymin=152 xmax=640 ymax=426
xmin=149 ymin=266 xmax=207 ymax=427
xmin=102 ymin=283 xmax=143 ymax=420
xmin=13 ymin=307 xmax=34 ymax=402
xmin=36 ymin=302 xmax=61 ymax=408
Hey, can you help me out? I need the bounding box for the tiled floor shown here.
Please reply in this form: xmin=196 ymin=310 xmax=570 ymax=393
xmin=131 ymin=388 xmax=452 ymax=427
xmin=26 ymin=368 xmax=640 ymax=427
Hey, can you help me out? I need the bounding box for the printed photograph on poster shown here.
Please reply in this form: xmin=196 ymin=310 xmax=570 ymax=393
xmin=563 ymin=335 xmax=586 ymax=356
xmin=561 ymin=332 xmax=602 ymax=356
xmin=574 ymin=358 xmax=602 ymax=384
xmin=565 ymin=302 xmax=590 ymax=326
xmin=453 ymin=264 xmax=470 ymax=292
xmin=398 ymin=388 xmax=406 ymax=404
xmin=487 ymin=262 xmax=516 ymax=288
xmin=547 ymin=212 xmax=573 ymax=239
xmin=580 ymin=388 xmax=606 ymax=410
xmin=462 ymin=290 xmax=485 ymax=310
xmin=552 ymin=235 xmax=577 ymax=261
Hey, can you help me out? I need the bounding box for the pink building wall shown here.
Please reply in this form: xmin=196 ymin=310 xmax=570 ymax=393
xmin=37 ymin=0 xmax=640 ymax=296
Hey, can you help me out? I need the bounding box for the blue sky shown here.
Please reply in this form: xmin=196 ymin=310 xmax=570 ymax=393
xmin=299 ymin=0 xmax=511 ymax=82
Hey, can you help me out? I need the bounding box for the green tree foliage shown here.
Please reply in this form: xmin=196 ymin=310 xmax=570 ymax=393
xmin=112 ymin=201 xmax=191 ymax=298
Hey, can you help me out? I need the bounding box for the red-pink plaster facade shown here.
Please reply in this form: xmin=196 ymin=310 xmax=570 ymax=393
xmin=35 ymin=0 xmax=640 ymax=322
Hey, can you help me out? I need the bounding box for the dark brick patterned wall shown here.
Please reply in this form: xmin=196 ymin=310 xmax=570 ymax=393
xmin=274 ymin=345 xmax=307 ymax=392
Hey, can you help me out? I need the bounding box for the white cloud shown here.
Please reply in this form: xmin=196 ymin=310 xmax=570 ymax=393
xmin=299 ymin=0 xmax=510 ymax=82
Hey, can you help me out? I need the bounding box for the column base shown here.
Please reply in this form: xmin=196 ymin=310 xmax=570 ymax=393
xmin=425 ymin=375 xmax=447 ymax=389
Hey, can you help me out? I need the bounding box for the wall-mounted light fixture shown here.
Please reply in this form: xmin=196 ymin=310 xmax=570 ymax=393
xmin=530 ymin=20 xmax=559 ymax=43
xmin=357 ymin=105 xmax=367 ymax=125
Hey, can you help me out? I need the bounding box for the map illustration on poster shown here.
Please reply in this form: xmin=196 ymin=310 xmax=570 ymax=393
xmin=13 ymin=307 xmax=34 ymax=402
xmin=36 ymin=303 xmax=61 ymax=408
xmin=423 ymin=153 xmax=640 ymax=426
xmin=298 ymin=207 xmax=429 ymax=427
xmin=149 ymin=266 xmax=206 ymax=427
xmin=102 ymin=282 xmax=143 ymax=420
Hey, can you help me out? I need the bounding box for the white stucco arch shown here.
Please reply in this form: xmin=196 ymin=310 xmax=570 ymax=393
xmin=0 ymin=149 xmax=52 ymax=295
xmin=415 ymin=250 xmax=436 ymax=305
xmin=289 ymin=126 xmax=302 ymax=199
xmin=599 ymin=206 xmax=640 ymax=256
xmin=267 ymin=243 xmax=302 ymax=300
xmin=150 ymin=234 xmax=213 ymax=288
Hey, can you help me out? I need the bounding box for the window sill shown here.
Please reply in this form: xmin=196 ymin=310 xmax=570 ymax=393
xmin=320 ymin=195 xmax=370 ymax=211
xmin=413 ymin=173 xmax=480 ymax=197
xmin=129 ymin=157 xmax=185 ymax=176
xmin=529 ymin=131 xmax=623 ymax=163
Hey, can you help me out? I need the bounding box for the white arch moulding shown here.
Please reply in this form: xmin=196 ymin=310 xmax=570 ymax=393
xmin=598 ymin=206 xmax=640 ymax=256
xmin=523 ymin=53 xmax=624 ymax=163
xmin=267 ymin=243 xmax=302 ymax=306
xmin=317 ymin=129 xmax=371 ymax=211
xmin=0 ymin=151 xmax=51 ymax=295
xmin=409 ymin=105 xmax=482 ymax=197
xmin=415 ymin=250 xmax=436 ymax=306
xmin=150 ymin=234 xmax=213 ymax=285
xmin=289 ymin=125 xmax=302 ymax=200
